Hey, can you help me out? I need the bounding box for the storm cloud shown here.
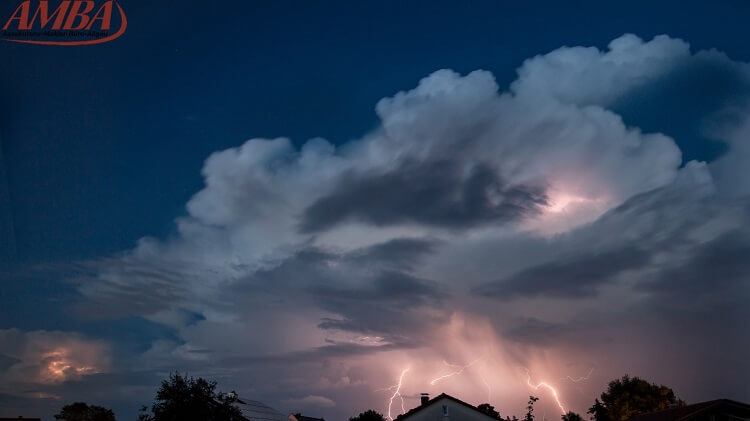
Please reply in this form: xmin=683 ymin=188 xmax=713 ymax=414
xmin=476 ymin=246 xmax=651 ymax=299
xmin=5 ymin=33 xmax=750 ymax=420
xmin=300 ymin=160 xmax=548 ymax=232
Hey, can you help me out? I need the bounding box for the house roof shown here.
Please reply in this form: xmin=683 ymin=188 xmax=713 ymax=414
xmin=0 ymin=419 xmax=42 ymax=421
xmin=628 ymin=399 xmax=750 ymax=421
xmin=395 ymin=393 xmax=498 ymax=420
xmin=289 ymin=414 xmax=325 ymax=421
xmin=236 ymin=398 xmax=287 ymax=421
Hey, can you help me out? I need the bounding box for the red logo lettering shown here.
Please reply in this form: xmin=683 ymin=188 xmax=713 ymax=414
xmin=2 ymin=0 xmax=127 ymax=45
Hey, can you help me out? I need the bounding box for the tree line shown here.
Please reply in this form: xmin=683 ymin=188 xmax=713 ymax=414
xmin=351 ymin=375 xmax=683 ymax=421
xmin=52 ymin=373 xmax=684 ymax=421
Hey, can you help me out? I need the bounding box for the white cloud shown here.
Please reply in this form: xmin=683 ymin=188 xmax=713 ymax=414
xmin=511 ymin=34 xmax=691 ymax=106
xmin=60 ymin=34 xmax=750 ymax=420
xmin=283 ymin=394 xmax=336 ymax=408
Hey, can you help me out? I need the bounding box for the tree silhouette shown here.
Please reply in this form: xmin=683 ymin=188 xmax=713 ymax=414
xmin=54 ymin=402 xmax=116 ymax=421
xmin=478 ymin=403 xmax=501 ymax=419
xmin=562 ymin=411 xmax=584 ymax=421
xmin=595 ymin=375 xmax=684 ymax=421
xmin=587 ymin=399 xmax=609 ymax=421
xmin=349 ymin=409 xmax=386 ymax=421
xmin=137 ymin=372 xmax=245 ymax=421
xmin=524 ymin=396 xmax=539 ymax=421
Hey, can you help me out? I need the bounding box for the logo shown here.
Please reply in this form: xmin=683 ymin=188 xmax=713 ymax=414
xmin=2 ymin=0 xmax=127 ymax=46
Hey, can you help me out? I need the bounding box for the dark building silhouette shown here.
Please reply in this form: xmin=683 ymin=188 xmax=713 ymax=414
xmin=235 ymin=397 xmax=287 ymax=421
xmin=0 ymin=418 xmax=42 ymax=421
xmin=289 ymin=413 xmax=325 ymax=421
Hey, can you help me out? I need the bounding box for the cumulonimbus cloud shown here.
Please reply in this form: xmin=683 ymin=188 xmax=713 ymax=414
xmin=27 ymin=33 xmax=750 ymax=419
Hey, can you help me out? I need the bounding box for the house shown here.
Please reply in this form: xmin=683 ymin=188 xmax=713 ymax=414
xmin=629 ymin=399 xmax=750 ymax=421
xmin=236 ymin=398 xmax=287 ymax=421
xmin=288 ymin=413 xmax=325 ymax=421
xmin=395 ymin=393 xmax=499 ymax=421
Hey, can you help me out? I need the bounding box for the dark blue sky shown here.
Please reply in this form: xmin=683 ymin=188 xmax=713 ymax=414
xmin=2 ymin=0 xmax=750 ymax=265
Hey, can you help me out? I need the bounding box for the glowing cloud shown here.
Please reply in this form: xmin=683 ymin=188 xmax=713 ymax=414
xmin=0 ymin=329 xmax=109 ymax=391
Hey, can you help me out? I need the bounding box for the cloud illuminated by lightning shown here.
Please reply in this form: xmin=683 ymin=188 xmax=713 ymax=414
xmin=524 ymin=368 xmax=566 ymax=415
xmin=42 ymin=349 xmax=96 ymax=382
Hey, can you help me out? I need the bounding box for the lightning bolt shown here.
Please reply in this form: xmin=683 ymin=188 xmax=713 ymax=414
xmin=524 ymin=368 xmax=566 ymax=415
xmin=479 ymin=370 xmax=491 ymax=403
xmin=429 ymin=358 xmax=482 ymax=385
xmin=562 ymin=367 xmax=594 ymax=383
xmin=382 ymin=367 xmax=410 ymax=421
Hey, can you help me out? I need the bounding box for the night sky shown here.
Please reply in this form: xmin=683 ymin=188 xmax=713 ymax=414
xmin=2 ymin=1 xmax=750 ymax=420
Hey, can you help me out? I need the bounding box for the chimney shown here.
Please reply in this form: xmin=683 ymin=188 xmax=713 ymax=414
xmin=421 ymin=393 xmax=429 ymax=406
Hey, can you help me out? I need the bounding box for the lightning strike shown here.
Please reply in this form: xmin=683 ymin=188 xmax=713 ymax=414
xmin=429 ymin=358 xmax=481 ymax=385
xmin=383 ymin=367 xmax=410 ymax=421
xmin=42 ymin=349 xmax=94 ymax=381
xmin=524 ymin=369 xmax=566 ymax=415
xmin=479 ymin=370 xmax=492 ymax=403
xmin=48 ymin=359 xmax=71 ymax=378
xmin=563 ymin=368 xmax=594 ymax=383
